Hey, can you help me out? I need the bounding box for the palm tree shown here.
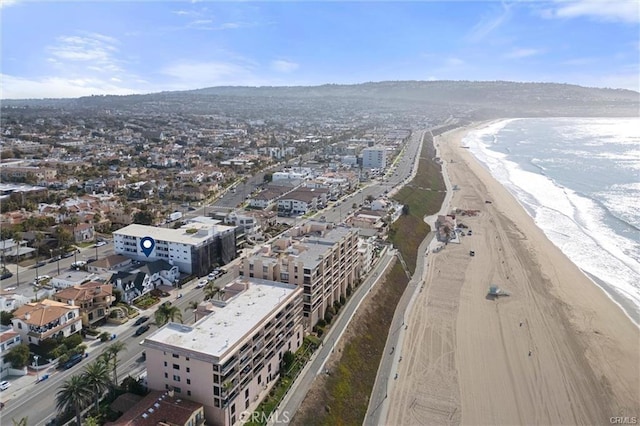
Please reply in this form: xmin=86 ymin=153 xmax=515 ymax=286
xmin=83 ymin=360 xmax=110 ymax=412
xmin=101 ymin=341 xmax=127 ymax=387
xmin=56 ymin=375 xmax=92 ymax=426
xmin=203 ymin=282 xmax=219 ymax=301
xmin=155 ymin=301 xmax=183 ymax=326
xmin=34 ymin=231 xmax=44 ymax=278
xmin=185 ymin=300 xmax=200 ymax=322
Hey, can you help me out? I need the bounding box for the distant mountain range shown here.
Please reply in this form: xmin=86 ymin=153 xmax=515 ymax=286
xmin=3 ymin=80 xmax=638 ymax=118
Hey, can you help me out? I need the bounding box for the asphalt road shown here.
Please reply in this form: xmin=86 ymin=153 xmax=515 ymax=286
xmin=2 ymin=274 xmax=215 ymax=425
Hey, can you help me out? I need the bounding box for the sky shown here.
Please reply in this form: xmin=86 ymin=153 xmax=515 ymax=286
xmin=1 ymin=0 xmax=639 ymax=99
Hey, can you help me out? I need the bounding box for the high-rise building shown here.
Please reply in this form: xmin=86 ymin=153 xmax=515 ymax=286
xmin=142 ymin=278 xmax=303 ymax=426
xmin=361 ymin=146 xmax=388 ymax=169
xmin=239 ymin=222 xmax=360 ymax=327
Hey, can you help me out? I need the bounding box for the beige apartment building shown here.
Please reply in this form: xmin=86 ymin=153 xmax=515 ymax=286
xmin=142 ymin=278 xmax=303 ymax=426
xmin=239 ymin=222 xmax=360 ymax=327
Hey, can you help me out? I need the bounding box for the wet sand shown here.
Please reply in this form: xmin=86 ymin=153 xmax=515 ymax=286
xmin=385 ymin=124 xmax=639 ymax=425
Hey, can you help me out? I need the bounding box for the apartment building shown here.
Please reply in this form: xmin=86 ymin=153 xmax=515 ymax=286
xmin=240 ymin=222 xmax=360 ymax=327
xmin=142 ymin=278 xmax=304 ymax=426
xmin=11 ymin=300 xmax=82 ymax=346
xmin=276 ymin=188 xmax=328 ymax=217
xmin=361 ymin=146 xmax=388 ymax=169
xmin=53 ymin=281 xmax=115 ymax=327
xmin=113 ymin=222 xmax=238 ymax=276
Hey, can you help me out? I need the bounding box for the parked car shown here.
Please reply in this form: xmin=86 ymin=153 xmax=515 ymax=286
xmin=33 ymin=261 xmax=46 ymax=268
xmin=135 ymin=325 xmax=150 ymax=336
xmin=134 ymin=316 xmax=149 ymax=326
xmin=94 ymin=241 xmax=107 ymax=247
xmin=196 ymin=279 xmax=207 ymax=288
xmin=0 ymin=271 xmax=13 ymax=280
xmin=60 ymin=353 xmax=84 ymax=370
xmin=0 ymin=380 xmax=10 ymax=391
xmin=61 ymin=251 xmax=75 ymax=259
xmin=48 ymin=255 xmax=61 ymax=263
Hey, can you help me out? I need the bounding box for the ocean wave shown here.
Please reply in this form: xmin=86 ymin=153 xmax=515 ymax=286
xmin=465 ymin=119 xmax=640 ymax=324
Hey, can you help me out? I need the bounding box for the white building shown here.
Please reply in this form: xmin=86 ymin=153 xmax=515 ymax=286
xmin=0 ymin=325 xmax=25 ymax=379
xmin=361 ymin=146 xmax=388 ymax=169
xmin=113 ymin=222 xmax=237 ymax=276
xmin=142 ymin=278 xmax=303 ymax=426
xmin=11 ymin=300 xmax=82 ymax=346
xmin=50 ymin=270 xmax=99 ymax=289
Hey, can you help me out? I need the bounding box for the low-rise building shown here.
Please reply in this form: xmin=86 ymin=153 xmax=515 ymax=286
xmin=0 ymin=325 xmax=24 ymax=379
xmin=105 ymin=390 xmax=205 ymax=426
xmin=50 ymin=270 xmax=98 ymax=289
xmin=142 ymin=278 xmax=303 ymax=425
xmin=53 ymin=281 xmax=115 ymax=327
xmin=11 ymin=300 xmax=82 ymax=346
xmin=276 ymin=188 xmax=328 ymax=217
xmin=113 ymin=222 xmax=237 ymax=276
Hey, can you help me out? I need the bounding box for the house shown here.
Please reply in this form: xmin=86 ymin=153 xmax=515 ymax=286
xmin=53 ymin=281 xmax=115 ymax=327
xmin=11 ymin=299 xmax=82 ymax=346
xmin=88 ymin=254 xmax=132 ymax=274
xmin=106 ymin=390 xmax=205 ymax=426
xmin=0 ymin=288 xmax=30 ymax=312
xmin=137 ymin=259 xmax=180 ymax=288
xmin=109 ymin=270 xmax=152 ymax=304
xmin=72 ymin=223 xmax=95 ymax=243
xmin=50 ymin=270 xmax=99 ymax=289
xmin=276 ymin=188 xmax=329 ymax=217
xmin=0 ymin=325 xmax=25 ymax=379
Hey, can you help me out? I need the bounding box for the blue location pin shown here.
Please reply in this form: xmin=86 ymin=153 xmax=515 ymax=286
xmin=140 ymin=237 xmax=155 ymax=257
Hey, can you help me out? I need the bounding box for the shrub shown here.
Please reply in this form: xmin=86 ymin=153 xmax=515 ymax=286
xmin=346 ymin=285 xmax=352 ymax=297
xmin=317 ymin=318 xmax=327 ymax=328
xmin=340 ymin=295 xmax=346 ymax=305
xmin=99 ymin=332 xmax=111 ymax=342
xmin=4 ymin=343 xmax=30 ymax=368
xmin=65 ymin=333 xmax=83 ymax=349
xmin=324 ymin=312 xmax=334 ymax=324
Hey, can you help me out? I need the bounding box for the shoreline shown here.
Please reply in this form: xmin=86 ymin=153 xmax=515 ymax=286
xmin=385 ymin=123 xmax=639 ymax=425
xmin=462 ymin=118 xmax=640 ymax=326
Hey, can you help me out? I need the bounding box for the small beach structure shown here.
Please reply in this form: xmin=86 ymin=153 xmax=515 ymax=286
xmin=488 ymin=285 xmax=510 ymax=298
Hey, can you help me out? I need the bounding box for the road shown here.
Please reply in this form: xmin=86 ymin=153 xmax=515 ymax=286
xmin=272 ymin=248 xmax=397 ymax=425
xmin=2 ymin=273 xmax=217 ymax=425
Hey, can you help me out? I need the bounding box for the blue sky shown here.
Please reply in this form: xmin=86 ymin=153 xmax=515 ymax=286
xmin=1 ymin=0 xmax=638 ymax=99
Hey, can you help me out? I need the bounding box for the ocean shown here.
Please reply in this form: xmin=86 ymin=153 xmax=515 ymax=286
xmin=462 ymin=118 xmax=640 ymax=325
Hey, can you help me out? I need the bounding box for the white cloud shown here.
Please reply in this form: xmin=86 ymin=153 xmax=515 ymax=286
xmin=47 ymin=33 xmax=122 ymax=73
xmin=0 ymin=0 xmax=21 ymax=9
xmin=0 ymin=74 xmax=139 ymax=99
xmin=271 ymin=60 xmax=299 ymax=73
xmin=467 ymin=3 xmax=512 ymax=42
xmin=504 ymin=48 xmax=544 ymax=59
xmin=445 ymin=57 xmax=465 ymax=67
xmin=541 ymin=0 xmax=639 ymax=23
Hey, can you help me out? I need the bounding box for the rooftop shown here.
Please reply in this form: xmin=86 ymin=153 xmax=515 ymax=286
xmin=114 ymin=222 xmax=236 ymax=246
xmin=144 ymin=278 xmax=301 ymax=361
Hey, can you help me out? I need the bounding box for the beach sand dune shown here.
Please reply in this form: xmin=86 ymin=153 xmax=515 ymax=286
xmin=386 ymin=125 xmax=639 ymax=425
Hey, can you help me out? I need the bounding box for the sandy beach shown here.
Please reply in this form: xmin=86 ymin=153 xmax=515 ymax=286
xmin=385 ymin=124 xmax=640 ymax=425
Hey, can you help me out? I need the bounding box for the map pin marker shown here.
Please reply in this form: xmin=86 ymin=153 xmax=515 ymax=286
xmin=140 ymin=236 xmax=155 ymax=257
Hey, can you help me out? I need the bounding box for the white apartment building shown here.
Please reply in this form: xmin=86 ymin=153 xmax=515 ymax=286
xmin=240 ymin=222 xmax=360 ymax=327
xmin=361 ymin=146 xmax=388 ymax=169
xmin=113 ymin=222 xmax=237 ymax=276
xmin=142 ymin=278 xmax=304 ymax=426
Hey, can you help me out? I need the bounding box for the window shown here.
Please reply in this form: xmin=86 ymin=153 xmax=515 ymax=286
xmin=187 ymin=379 xmax=191 ymax=385
xmin=246 ymin=400 xmax=250 ymax=409
xmin=245 ymin=389 xmax=249 ymax=398
xmin=173 ymin=364 xmax=180 ymax=370
xmin=173 ymin=375 xmax=180 ymax=382
xmin=164 ymin=372 xmax=168 ymax=378
xmin=186 ymin=367 xmax=190 ymax=373
xmin=164 ymin=361 xmax=167 ymax=367
xmin=173 ymin=354 xmax=179 ymax=358
xmin=214 ymin=399 xmax=220 ymax=408
xmin=231 ymin=404 xmax=236 ymax=414
xmin=187 ymin=390 xmax=191 ymax=396
xmin=268 ymin=364 xmax=271 ymax=372
xmin=174 ymin=387 xmax=182 ymax=393
xmin=214 ymin=387 xmax=220 ymax=396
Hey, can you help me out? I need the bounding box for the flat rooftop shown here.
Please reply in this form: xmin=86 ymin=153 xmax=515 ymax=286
xmin=114 ymin=223 xmax=236 ymax=246
xmin=144 ymin=278 xmax=300 ymax=361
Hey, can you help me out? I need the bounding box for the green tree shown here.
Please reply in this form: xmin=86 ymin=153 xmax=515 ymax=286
xmin=101 ymin=341 xmax=127 ymax=387
xmin=203 ymin=282 xmax=220 ymax=301
xmin=1 ymin=310 xmax=14 ymax=326
xmin=4 ymin=343 xmax=30 ymax=368
xmin=133 ymin=210 xmax=154 ymax=225
xmin=280 ymin=350 xmax=295 ymax=374
xmin=56 ymin=375 xmax=92 ymax=426
xmin=155 ymin=301 xmax=183 ymax=326
xmin=82 ymin=360 xmax=110 ymax=412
